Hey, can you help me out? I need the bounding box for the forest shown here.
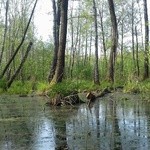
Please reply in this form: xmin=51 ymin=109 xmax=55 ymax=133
xmin=0 ymin=0 xmax=150 ymax=149
xmin=0 ymin=0 xmax=149 ymax=97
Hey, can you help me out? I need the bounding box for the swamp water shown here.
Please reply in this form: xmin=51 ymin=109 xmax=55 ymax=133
xmin=0 ymin=92 xmax=150 ymax=150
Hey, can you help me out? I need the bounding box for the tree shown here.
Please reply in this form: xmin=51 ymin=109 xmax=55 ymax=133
xmin=120 ymin=16 xmax=124 ymax=75
xmin=0 ymin=0 xmax=9 ymax=66
xmin=48 ymin=0 xmax=61 ymax=82
xmin=135 ymin=26 xmax=140 ymax=77
xmin=7 ymin=42 xmax=33 ymax=88
xmin=51 ymin=0 xmax=68 ymax=84
xmin=93 ymin=0 xmax=100 ymax=85
xmin=143 ymin=0 xmax=149 ymax=79
xmin=99 ymin=4 xmax=107 ymax=68
xmin=68 ymin=2 xmax=79 ymax=78
xmin=131 ymin=0 xmax=136 ymax=70
xmin=0 ymin=0 xmax=38 ymax=80
xmin=107 ymin=0 xmax=118 ymax=82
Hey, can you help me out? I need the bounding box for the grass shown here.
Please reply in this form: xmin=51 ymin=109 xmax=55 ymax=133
xmin=0 ymin=76 xmax=150 ymax=99
xmin=7 ymin=81 xmax=33 ymax=95
xmin=47 ymin=79 xmax=98 ymax=98
xmin=124 ymin=78 xmax=150 ymax=93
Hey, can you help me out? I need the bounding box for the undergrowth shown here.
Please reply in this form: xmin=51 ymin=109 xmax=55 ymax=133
xmin=124 ymin=78 xmax=150 ymax=93
xmin=0 ymin=77 xmax=150 ymax=97
xmin=47 ymin=79 xmax=99 ymax=98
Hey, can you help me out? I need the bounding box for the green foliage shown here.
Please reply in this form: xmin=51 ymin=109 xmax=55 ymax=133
xmin=48 ymin=79 xmax=98 ymax=98
xmin=0 ymin=0 xmax=149 ymax=98
xmin=3 ymin=81 xmax=49 ymax=95
xmin=140 ymin=79 xmax=150 ymax=92
xmin=23 ymin=41 xmax=53 ymax=81
xmin=124 ymin=79 xmax=150 ymax=93
xmin=72 ymin=62 xmax=93 ymax=80
xmin=99 ymin=80 xmax=113 ymax=89
xmin=0 ymin=79 xmax=7 ymax=90
xmin=36 ymin=82 xmax=49 ymax=93
xmin=7 ymin=81 xmax=33 ymax=95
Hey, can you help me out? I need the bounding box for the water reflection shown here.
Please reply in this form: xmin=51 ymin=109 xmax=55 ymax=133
xmin=0 ymin=93 xmax=150 ymax=150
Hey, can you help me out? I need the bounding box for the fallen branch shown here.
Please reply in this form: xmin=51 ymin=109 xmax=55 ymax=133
xmin=45 ymin=87 xmax=112 ymax=107
xmin=86 ymin=88 xmax=112 ymax=107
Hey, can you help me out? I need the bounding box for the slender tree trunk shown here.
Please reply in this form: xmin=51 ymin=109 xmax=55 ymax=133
xmin=135 ymin=26 xmax=140 ymax=77
xmin=107 ymin=0 xmax=118 ymax=82
xmin=131 ymin=0 xmax=136 ymax=70
xmin=137 ymin=0 xmax=144 ymax=48
xmin=48 ymin=0 xmax=61 ymax=82
xmin=51 ymin=0 xmax=68 ymax=84
xmin=7 ymin=42 xmax=33 ymax=88
xmin=84 ymin=20 xmax=88 ymax=65
xmin=93 ymin=0 xmax=100 ymax=85
xmin=71 ymin=16 xmax=80 ymax=78
xmin=143 ymin=0 xmax=149 ymax=79
xmin=42 ymin=45 xmax=45 ymax=80
xmin=89 ymin=28 xmax=92 ymax=62
xmin=0 ymin=0 xmax=9 ymax=67
xmin=69 ymin=5 xmax=74 ymax=78
xmin=20 ymin=1 xmax=27 ymax=82
xmin=77 ymin=25 xmax=81 ymax=69
xmin=0 ymin=0 xmax=38 ymax=79
xmin=99 ymin=8 xmax=107 ymax=67
xmin=120 ymin=18 xmax=124 ymax=75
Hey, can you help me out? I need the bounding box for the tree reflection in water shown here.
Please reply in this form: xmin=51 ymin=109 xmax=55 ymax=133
xmin=0 ymin=93 xmax=150 ymax=149
xmin=66 ymin=93 xmax=150 ymax=150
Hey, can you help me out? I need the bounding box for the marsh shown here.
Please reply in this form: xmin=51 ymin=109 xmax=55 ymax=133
xmin=0 ymin=92 xmax=150 ymax=150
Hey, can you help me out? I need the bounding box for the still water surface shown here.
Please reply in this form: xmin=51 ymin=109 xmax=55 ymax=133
xmin=0 ymin=92 xmax=150 ymax=150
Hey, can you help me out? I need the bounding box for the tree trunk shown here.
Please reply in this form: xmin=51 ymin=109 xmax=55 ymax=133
xmin=71 ymin=15 xmax=80 ymax=78
xmin=93 ymin=0 xmax=100 ymax=85
xmin=120 ymin=18 xmax=124 ymax=75
xmin=84 ymin=20 xmax=88 ymax=66
xmin=7 ymin=42 xmax=33 ymax=88
xmin=107 ymin=0 xmax=118 ymax=82
xmin=69 ymin=5 xmax=74 ymax=78
xmin=135 ymin=26 xmax=140 ymax=77
xmin=99 ymin=7 xmax=107 ymax=67
xmin=89 ymin=28 xmax=92 ymax=62
xmin=143 ymin=0 xmax=149 ymax=79
xmin=131 ymin=0 xmax=136 ymax=70
xmin=137 ymin=0 xmax=144 ymax=49
xmin=51 ymin=0 xmax=68 ymax=84
xmin=48 ymin=0 xmax=61 ymax=82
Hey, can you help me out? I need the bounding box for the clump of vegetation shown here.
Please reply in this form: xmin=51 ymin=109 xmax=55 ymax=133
xmin=47 ymin=79 xmax=97 ymax=98
xmin=0 ymin=79 xmax=7 ymax=92
xmin=7 ymin=81 xmax=33 ymax=95
xmin=36 ymin=82 xmax=49 ymax=93
xmin=6 ymin=81 xmax=50 ymax=95
xmin=124 ymin=78 xmax=150 ymax=94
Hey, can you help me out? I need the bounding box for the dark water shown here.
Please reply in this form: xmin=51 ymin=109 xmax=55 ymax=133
xmin=0 ymin=92 xmax=150 ymax=150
